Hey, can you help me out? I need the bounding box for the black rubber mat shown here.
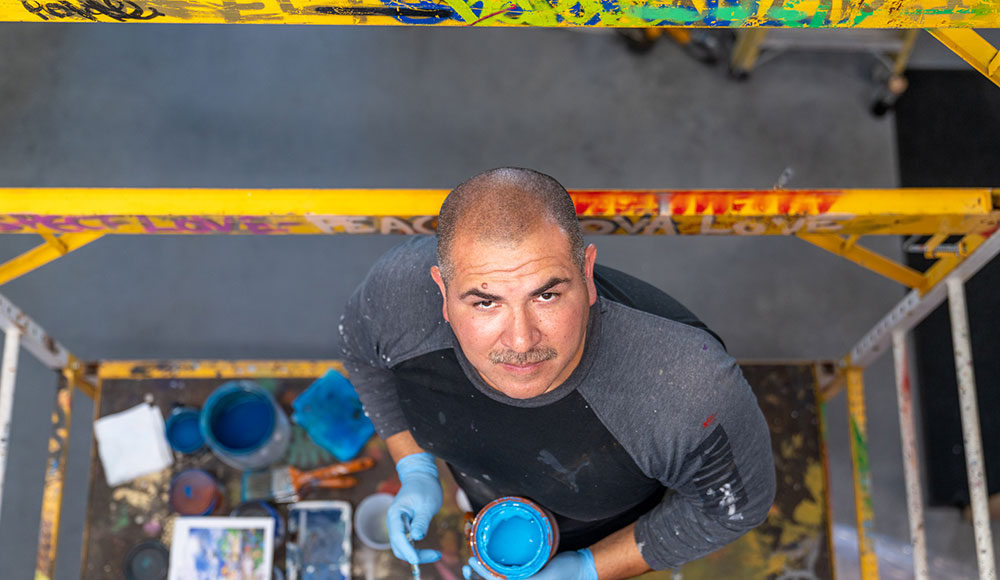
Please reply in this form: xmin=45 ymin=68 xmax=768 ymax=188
xmin=895 ymin=69 xmax=1000 ymax=506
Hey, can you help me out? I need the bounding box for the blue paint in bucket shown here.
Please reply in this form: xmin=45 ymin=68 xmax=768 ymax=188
xmin=470 ymin=497 xmax=557 ymax=579
xmin=212 ymin=396 xmax=273 ymax=450
xmin=165 ymin=406 xmax=205 ymax=453
xmin=201 ymin=380 xmax=290 ymax=470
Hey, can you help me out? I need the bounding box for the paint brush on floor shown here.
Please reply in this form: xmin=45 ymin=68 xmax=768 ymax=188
xmin=241 ymin=456 xmax=375 ymax=502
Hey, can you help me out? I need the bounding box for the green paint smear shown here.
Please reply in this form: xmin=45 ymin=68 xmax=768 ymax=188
xmin=716 ymin=5 xmax=750 ymax=21
xmin=465 ymin=0 xmax=998 ymax=27
xmin=631 ymin=5 xmax=699 ymax=23
xmin=850 ymin=418 xmax=871 ymax=476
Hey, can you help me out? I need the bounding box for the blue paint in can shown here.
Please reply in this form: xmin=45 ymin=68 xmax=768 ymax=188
xmin=165 ymin=406 xmax=205 ymax=453
xmin=201 ymin=380 xmax=290 ymax=470
xmin=470 ymin=497 xmax=557 ymax=579
xmin=487 ymin=515 xmax=542 ymax=565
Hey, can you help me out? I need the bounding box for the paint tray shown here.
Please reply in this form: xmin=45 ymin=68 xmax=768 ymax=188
xmin=286 ymin=500 xmax=352 ymax=580
xmin=291 ymin=370 xmax=374 ymax=462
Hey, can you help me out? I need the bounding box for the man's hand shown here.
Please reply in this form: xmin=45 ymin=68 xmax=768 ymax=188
xmin=386 ymin=452 xmax=443 ymax=565
xmin=465 ymin=550 xmax=598 ymax=580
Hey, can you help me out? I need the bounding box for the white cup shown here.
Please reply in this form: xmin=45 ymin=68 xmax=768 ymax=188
xmin=354 ymin=493 xmax=393 ymax=550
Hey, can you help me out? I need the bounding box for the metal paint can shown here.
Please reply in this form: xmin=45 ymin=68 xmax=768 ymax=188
xmin=468 ymin=496 xmax=559 ymax=579
xmin=123 ymin=540 xmax=169 ymax=580
xmin=169 ymin=468 xmax=222 ymax=516
xmin=200 ymin=380 xmax=290 ymax=470
xmin=164 ymin=405 xmax=205 ymax=453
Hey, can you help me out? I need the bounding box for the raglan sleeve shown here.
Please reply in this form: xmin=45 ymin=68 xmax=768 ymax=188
xmin=633 ymin=349 xmax=776 ymax=570
xmin=338 ymin=261 xmax=411 ymax=440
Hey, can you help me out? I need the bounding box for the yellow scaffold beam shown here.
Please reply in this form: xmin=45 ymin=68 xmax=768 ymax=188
xmin=3 ymin=0 xmax=999 ymax=27
xmin=97 ymin=359 xmax=346 ymax=379
xmin=0 ymin=232 xmax=103 ymax=286
xmin=0 ymin=188 xmax=996 ymax=237
xmin=930 ymin=28 xmax=1000 ymax=88
xmin=798 ymin=233 xmax=927 ymax=289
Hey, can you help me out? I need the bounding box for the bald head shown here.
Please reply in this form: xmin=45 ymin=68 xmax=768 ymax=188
xmin=436 ymin=168 xmax=584 ymax=284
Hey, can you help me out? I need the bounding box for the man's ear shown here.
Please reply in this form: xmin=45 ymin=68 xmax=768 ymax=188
xmin=430 ymin=266 xmax=450 ymax=323
xmin=584 ymin=244 xmax=598 ymax=306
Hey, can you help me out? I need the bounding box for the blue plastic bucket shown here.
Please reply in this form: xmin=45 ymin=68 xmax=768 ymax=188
xmin=468 ymin=497 xmax=558 ymax=579
xmin=200 ymin=380 xmax=290 ymax=470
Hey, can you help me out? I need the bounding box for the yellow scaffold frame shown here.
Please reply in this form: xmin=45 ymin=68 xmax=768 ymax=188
xmin=2 ymin=0 xmax=999 ymax=573
xmin=1 ymin=187 xmax=999 ymax=580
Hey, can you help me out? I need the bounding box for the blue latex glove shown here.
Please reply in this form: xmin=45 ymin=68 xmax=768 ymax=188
xmin=387 ymin=452 xmax=443 ymax=565
xmin=465 ymin=549 xmax=598 ymax=580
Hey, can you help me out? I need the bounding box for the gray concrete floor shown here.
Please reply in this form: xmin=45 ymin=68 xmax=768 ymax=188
xmin=0 ymin=24 xmax=998 ymax=579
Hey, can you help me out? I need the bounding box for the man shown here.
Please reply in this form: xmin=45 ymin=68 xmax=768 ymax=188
xmin=340 ymin=168 xmax=775 ymax=579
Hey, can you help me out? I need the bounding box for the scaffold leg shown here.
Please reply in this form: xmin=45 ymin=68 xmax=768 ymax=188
xmin=35 ymin=377 xmax=73 ymax=580
xmin=928 ymin=29 xmax=1000 ymax=89
xmin=0 ymin=327 xmax=20 ymax=526
xmin=945 ymin=277 xmax=997 ymax=580
xmin=846 ymin=367 xmax=880 ymax=580
xmin=0 ymin=232 xmax=103 ymax=287
xmin=891 ymin=331 xmax=928 ymax=580
xmin=729 ymin=29 xmax=767 ymax=78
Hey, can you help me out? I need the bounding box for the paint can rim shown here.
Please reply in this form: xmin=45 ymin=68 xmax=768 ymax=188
xmin=200 ymin=380 xmax=278 ymax=455
xmin=123 ymin=540 xmax=169 ymax=580
xmin=168 ymin=468 xmax=221 ymax=516
xmin=469 ymin=496 xmax=557 ymax=579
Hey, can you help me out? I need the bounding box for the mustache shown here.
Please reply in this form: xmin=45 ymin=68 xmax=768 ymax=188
xmin=488 ymin=347 xmax=557 ymax=366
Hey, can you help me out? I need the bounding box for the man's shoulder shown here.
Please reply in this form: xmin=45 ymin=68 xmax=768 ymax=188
xmin=343 ymin=236 xmax=453 ymax=364
xmin=599 ymin=297 xmax=719 ymax=362
xmin=584 ymin=298 xmax=741 ymax=413
xmin=367 ymin=235 xmax=438 ymax=284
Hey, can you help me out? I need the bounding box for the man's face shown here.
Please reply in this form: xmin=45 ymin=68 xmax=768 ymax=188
xmin=431 ymin=224 xmax=597 ymax=399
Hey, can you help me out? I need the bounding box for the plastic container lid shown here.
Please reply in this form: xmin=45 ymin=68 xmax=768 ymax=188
xmin=169 ymin=469 xmax=220 ymax=516
xmin=123 ymin=541 xmax=168 ymax=580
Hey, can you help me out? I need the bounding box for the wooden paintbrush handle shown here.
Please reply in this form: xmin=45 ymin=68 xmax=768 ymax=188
xmin=302 ymin=457 xmax=375 ymax=481
xmin=307 ymin=476 xmax=358 ymax=489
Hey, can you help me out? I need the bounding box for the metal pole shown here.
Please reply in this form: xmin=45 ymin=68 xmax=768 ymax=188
xmin=846 ymin=367 xmax=880 ymax=580
xmin=945 ymin=276 xmax=997 ymax=580
xmin=0 ymin=326 xmax=21 ymax=525
xmin=891 ymin=330 xmax=928 ymax=580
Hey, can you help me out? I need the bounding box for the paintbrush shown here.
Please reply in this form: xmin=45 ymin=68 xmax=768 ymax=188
xmin=272 ymin=475 xmax=361 ymax=503
xmin=241 ymin=457 xmax=375 ymax=502
xmin=403 ymin=516 xmax=422 ymax=580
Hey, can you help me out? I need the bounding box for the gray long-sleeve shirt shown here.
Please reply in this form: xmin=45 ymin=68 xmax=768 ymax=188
xmin=340 ymin=236 xmax=775 ymax=570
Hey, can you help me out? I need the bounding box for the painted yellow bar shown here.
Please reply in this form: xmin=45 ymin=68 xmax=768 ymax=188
xmin=0 ymin=232 xmax=103 ymax=286
xmin=798 ymin=233 xmax=926 ymax=288
xmin=0 ymin=188 xmax=996 ymax=236
xmin=846 ymin=367 xmax=880 ymax=580
xmin=97 ymin=359 xmax=346 ymax=379
xmin=919 ymin=233 xmax=988 ymax=293
xmin=2 ymin=0 xmax=998 ymax=27
xmin=64 ymin=355 xmax=97 ymax=400
xmin=35 ymin=380 xmax=73 ymax=580
xmin=930 ymin=29 xmax=1000 ymax=88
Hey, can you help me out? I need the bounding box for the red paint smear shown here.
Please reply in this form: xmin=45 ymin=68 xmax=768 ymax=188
xmin=702 ymin=413 xmax=717 ymax=428
xmin=665 ymin=190 xmax=844 ymax=216
xmin=468 ymin=4 xmax=515 ymax=26
xmin=570 ymin=192 xmax=659 ymax=216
